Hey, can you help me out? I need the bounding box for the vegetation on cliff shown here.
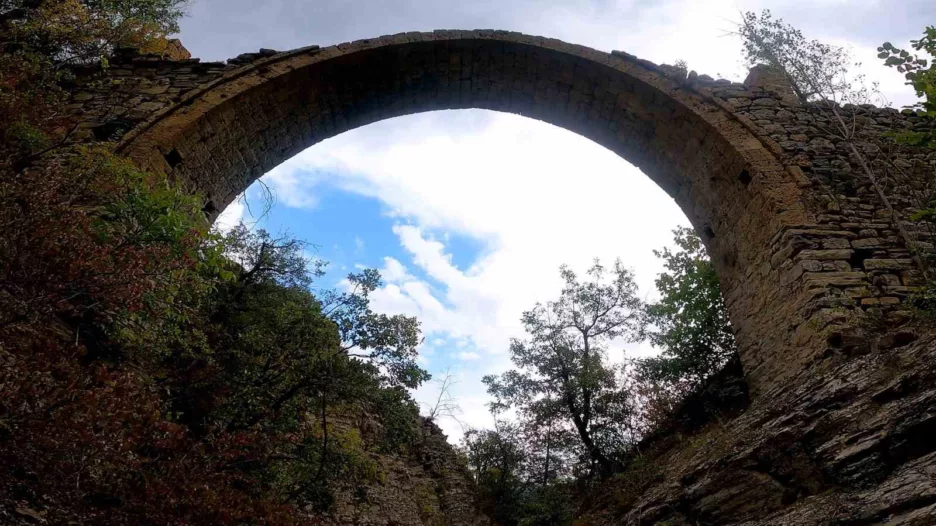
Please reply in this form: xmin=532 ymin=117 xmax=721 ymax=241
xmin=461 ymin=229 xmax=736 ymax=526
xmin=1 ymin=2 xmax=438 ymax=524
xmin=0 ymin=152 xmax=433 ymax=522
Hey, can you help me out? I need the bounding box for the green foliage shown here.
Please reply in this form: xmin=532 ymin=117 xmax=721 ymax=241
xmin=319 ymin=268 xmax=429 ymax=389
xmin=1 ymin=0 xmax=186 ymax=65
xmin=484 ymin=259 xmax=644 ymax=477
xmin=880 ymin=27 xmax=936 ymax=146
xmin=0 ymin=140 xmax=428 ymax=521
xmin=3 ymin=119 xmax=48 ymax=153
xmin=89 ymin=147 xmax=206 ymax=251
xmin=908 ymin=201 xmax=936 ymax=312
xmin=460 ymin=425 xmax=574 ymax=526
xmin=468 ymin=238 xmax=738 ymax=522
xmin=154 ymin=224 xmax=429 ymax=509
xmin=0 ymin=145 xmax=212 ymax=331
xmin=267 ymin=425 xmax=380 ymax=512
xmin=467 ymin=260 xmax=652 ymax=524
xmin=372 ymin=385 xmax=421 ymax=453
xmin=515 ymin=483 xmax=575 ymax=526
xmin=638 ymin=227 xmax=737 ymax=390
xmin=462 ymin=425 xmax=526 ymax=523
xmin=3 ymin=177 xmax=429 ymax=519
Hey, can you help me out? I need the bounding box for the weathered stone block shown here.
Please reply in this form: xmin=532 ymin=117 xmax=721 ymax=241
xmin=852 ymin=237 xmax=886 ymax=249
xmin=864 ymin=259 xmax=914 ymax=271
xmin=803 ymin=272 xmax=868 ymax=288
xmin=796 ymin=249 xmax=853 ymax=261
xmin=822 ymin=238 xmax=851 ymax=249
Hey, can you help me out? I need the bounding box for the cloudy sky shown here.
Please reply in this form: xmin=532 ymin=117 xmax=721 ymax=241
xmin=180 ymin=0 xmax=925 ymax=442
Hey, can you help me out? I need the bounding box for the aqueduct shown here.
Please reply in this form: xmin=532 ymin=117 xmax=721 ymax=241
xmin=67 ymin=30 xmax=936 ymax=523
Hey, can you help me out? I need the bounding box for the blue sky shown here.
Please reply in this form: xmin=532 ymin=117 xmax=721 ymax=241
xmin=229 ymin=180 xmax=492 ymax=376
xmin=191 ymin=0 xmax=922 ymax=442
xmin=237 ymin=182 xmax=485 ymax=281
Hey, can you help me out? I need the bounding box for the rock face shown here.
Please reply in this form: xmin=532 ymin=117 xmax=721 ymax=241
xmin=584 ymin=330 xmax=936 ymax=524
xmin=326 ymin=417 xmax=490 ymax=526
xmin=59 ymin=31 xmax=936 ymax=524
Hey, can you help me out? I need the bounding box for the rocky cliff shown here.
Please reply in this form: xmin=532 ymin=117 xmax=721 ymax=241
xmin=327 ymin=417 xmax=490 ymax=526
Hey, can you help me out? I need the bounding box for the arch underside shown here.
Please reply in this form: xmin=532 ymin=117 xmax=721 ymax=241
xmin=125 ymin=37 xmax=786 ymax=261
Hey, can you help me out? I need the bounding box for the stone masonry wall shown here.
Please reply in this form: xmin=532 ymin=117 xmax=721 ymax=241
xmin=586 ymin=60 xmax=936 ymax=525
xmin=684 ymin=71 xmax=936 ymax=394
xmin=64 ymin=42 xmax=277 ymax=145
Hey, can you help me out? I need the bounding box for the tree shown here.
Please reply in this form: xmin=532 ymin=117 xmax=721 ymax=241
xmin=483 ymin=259 xmax=643 ymax=477
xmin=422 ymin=368 xmax=464 ymax=425
xmin=461 ymin=423 xmax=526 ymax=524
xmin=318 ymin=267 xmax=429 ymax=389
xmin=460 ymin=421 xmax=576 ymax=526
xmin=880 ymin=26 xmax=936 ymax=147
xmin=637 ymin=227 xmax=737 ymax=391
xmin=211 ymin=225 xmax=427 ymax=389
xmin=155 ymin=225 xmax=429 ymax=511
xmin=737 ymin=10 xmax=873 ymax=106
xmin=0 ymin=0 xmax=186 ymax=66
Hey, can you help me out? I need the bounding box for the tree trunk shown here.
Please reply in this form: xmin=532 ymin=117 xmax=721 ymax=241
xmin=564 ymin=391 xmax=614 ymax=476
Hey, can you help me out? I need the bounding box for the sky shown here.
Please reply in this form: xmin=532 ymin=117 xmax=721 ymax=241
xmin=181 ymin=0 xmax=925 ymax=442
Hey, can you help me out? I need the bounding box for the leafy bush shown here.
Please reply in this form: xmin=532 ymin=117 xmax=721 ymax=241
xmin=637 ymin=227 xmax=737 ymax=393
xmin=879 ymin=27 xmax=936 ymax=147
xmin=0 ymin=146 xmax=211 ymax=332
xmin=0 ymin=152 xmax=430 ymax=521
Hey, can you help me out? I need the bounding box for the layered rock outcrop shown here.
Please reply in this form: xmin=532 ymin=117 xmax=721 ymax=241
xmin=327 ymin=418 xmax=489 ymax=526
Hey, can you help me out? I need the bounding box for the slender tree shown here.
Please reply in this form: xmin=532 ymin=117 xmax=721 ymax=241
xmin=484 ymin=259 xmax=643 ymax=477
xmin=423 ymin=368 xmax=463 ymax=425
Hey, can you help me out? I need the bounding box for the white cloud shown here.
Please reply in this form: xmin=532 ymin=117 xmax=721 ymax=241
xmin=264 ymin=165 xmax=321 ymax=208
xmin=457 ymin=351 xmax=481 ymax=361
xmin=380 ymin=256 xmax=413 ymax=283
xmin=214 ymin=194 xmax=246 ymax=232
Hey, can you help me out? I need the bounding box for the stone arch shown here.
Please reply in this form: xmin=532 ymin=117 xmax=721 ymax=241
xmin=117 ymin=30 xmax=812 ymax=392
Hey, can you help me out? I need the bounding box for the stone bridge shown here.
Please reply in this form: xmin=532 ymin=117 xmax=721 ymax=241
xmin=67 ymin=30 xmax=936 ymax=524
